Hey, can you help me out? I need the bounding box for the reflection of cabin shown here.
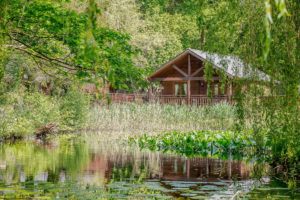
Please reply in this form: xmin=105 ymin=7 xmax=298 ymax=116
xmin=83 ymin=154 xmax=251 ymax=185
xmin=148 ymin=49 xmax=270 ymax=105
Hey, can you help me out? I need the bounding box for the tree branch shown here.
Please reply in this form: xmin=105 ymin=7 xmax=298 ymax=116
xmin=8 ymin=33 xmax=94 ymax=72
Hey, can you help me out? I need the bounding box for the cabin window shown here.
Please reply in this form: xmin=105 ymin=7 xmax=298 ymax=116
xmin=175 ymin=83 xmax=187 ymax=96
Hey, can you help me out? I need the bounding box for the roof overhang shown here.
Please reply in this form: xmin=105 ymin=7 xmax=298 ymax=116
xmin=148 ymin=49 xmax=190 ymax=80
xmin=148 ymin=49 xmax=234 ymax=80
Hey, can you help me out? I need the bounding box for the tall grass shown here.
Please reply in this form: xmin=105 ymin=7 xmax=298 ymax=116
xmin=88 ymin=102 xmax=236 ymax=135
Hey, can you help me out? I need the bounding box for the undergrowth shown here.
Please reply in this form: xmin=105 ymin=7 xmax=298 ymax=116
xmin=0 ymin=86 xmax=89 ymax=139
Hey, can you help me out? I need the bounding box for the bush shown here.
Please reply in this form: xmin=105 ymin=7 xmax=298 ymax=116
xmin=0 ymin=86 xmax=60 ymax=138
xmin=0 ymin=85 xmax=90 ymax=139
xmin=59 ymin=87 xmax=90 ymax=129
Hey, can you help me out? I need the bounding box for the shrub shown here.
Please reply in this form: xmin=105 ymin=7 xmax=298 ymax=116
xmin=0 ymin=85 xmax=90 ymax=139
xmin=59 ymin=87 xmax=90 ymax=129
xmin=0 ymin=86 xmax=60 ymax=138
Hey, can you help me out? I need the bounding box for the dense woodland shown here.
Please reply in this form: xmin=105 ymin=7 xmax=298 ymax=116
xmin=0 ymin=0 xmax=299 ymax=190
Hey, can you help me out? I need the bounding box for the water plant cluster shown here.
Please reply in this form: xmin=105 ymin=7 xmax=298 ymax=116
xmin=130 ymin=130 xmax=259 ymax=160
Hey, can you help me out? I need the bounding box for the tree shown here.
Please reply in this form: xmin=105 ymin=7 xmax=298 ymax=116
xmin=100 ymin=0 xmax=200 ymax=73
xmin=0 ymin=0 xmax=145 ymax=91
xmin=196 ymin=0 xmax=299 ymax=183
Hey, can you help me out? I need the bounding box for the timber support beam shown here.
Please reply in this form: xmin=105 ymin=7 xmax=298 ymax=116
xmin=172 ymin=65 xmax=188 ymax=77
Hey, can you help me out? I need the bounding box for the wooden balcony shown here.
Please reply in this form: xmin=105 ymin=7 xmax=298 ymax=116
xmin=152 ymin=95 xmax=232 ymax=106
xmin=108 ymin=93 xmax=232 ymax=106
xmin=108 ymin=93 xmax=146 ymax=103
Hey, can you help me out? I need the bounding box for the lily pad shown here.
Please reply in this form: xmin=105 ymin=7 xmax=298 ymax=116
xmin=181 ymin=193 xmax=197 ymax=197
xmin=172 ymin=187 xmax=190 ymax=191
xmin=200 ymin=185 xmax=221 ymax=191
xmin=191 ymin=191 xmax=207 ymax=195
xmin=169 ymin=182 xmax=197 ymax=188
xmin=190 ymin=196 xmax=208 ymax=199
xmin=211 ymin=182 xmax=229 ymax=186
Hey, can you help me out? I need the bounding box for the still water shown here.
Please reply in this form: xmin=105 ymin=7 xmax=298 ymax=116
xmin=0 ymin=134 xmax=298 ymax=199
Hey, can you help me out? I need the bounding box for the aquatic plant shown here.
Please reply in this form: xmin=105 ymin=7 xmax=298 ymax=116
xmin=130 ymin=130 xmax=258 ymax=160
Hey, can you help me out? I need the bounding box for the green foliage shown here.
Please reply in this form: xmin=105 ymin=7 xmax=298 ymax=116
xmin=188 ymin=0 xmax=299 ymax=182
xmin=203 ymin=61 xmax=214 ymax=98
xmin=137 ymin=0 xmax=202 ymax=16
xmin=100 ymin=0 xmax=200 ymax=74
xmin=59 ymin=87 xmax=90 ymax=129
xmin=0 ymin=85 xmax=90 ymax=139
xmin=0 ymin=86 xmax=60 ymax=137
xmin=130 ymin=130 xmax=256 ymax=160
xmin=0 ymin=0 xmax=145 ymax=91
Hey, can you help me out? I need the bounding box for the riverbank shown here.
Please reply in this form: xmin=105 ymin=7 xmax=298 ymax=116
xmin=1 ymin=87 xmax=237 ymax=141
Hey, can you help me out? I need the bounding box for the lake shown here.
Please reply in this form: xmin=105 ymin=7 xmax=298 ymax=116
xmin=0 ymin=133 xmax=298 ymax=199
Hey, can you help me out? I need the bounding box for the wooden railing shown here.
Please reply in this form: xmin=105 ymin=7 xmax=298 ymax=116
xmin=107 ymin=93 xmax=293 ymax=106
xmin=152 ymin=95 xmax=188 ymax=105
xmin=152 ymin=95 xmax=232 ymax=106
xmin=108 ymin=93 xmax=146 ymax=103
xmin=108 ymin=93 xmax=232 ymax=106
xmin=191 ymin=95 xmax=231 ymax=106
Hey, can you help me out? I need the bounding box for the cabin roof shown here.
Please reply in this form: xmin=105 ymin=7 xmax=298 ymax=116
xmin=149 ymin=48 xmax=270 ymax=81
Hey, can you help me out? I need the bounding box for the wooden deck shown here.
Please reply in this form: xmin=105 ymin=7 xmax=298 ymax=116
xmin=108 ymin=93 xmax=232 ymax=106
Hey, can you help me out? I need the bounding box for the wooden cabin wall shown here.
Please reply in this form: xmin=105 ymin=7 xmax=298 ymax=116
xmin=161 ymin=81 xmax=173 ymax=95
xmin=199 ymin=81 xmax=207 ymax=95
xmin=191 ymin=81 xmax=200 ymax=95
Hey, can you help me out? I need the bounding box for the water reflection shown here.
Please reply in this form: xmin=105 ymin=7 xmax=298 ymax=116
xmin=0 ymin=135 xmax=297 ymax=199
xmin=82 ymin=154 xmax=251 ymax=184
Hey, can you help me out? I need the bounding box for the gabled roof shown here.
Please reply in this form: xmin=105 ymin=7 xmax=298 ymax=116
xmin=149 ymin=48 xmax=271 ymax=81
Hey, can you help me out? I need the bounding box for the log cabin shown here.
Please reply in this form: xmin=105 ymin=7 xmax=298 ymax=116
xmin=148 ymin=48 xmax=270 ymax=105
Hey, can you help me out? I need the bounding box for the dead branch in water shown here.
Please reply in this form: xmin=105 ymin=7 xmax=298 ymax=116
xmin=34 ymin=122 xmax=58 ymax=139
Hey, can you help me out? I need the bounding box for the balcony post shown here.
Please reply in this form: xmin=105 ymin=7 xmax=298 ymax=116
xmin=149 ymin=80 xmax=153 ymax=103
xmin=229 ymin=81 xmax=232 ymax=104
xmin=188 ymin=54 xmax=191 ymax=105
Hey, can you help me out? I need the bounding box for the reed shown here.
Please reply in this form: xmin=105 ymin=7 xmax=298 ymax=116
xmin=88 ymin=102 xmax=236 ymax=137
